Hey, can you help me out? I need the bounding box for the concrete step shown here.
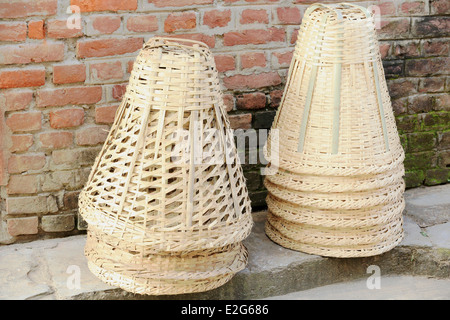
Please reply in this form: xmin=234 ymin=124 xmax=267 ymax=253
xmin=0 ymin=185 xmax=449 ymax=300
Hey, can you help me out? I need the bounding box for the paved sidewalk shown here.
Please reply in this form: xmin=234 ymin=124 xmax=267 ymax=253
xmin=0 ymin=184 xmax=449 ymax=300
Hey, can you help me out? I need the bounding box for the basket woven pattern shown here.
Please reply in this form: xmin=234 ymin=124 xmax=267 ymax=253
xmin=264 ymin=3 xmax=405 ymax=258
xmin=79 ymin=37 xmax=253 ymax=294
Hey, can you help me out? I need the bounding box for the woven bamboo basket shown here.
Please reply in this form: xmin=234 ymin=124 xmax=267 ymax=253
xmin=78 ymin=37 xmax=253 ymax=294
xmin=263 ymin=3 xmax=405 ymax=258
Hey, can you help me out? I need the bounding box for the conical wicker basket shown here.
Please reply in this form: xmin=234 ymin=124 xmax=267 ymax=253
xmin=79 ymin=37 xmax=253 ymax=294
xmin=263 ymin=3 xmax=405 ymax=258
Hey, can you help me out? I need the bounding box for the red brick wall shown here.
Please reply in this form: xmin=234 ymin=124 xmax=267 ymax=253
xmin=0 ymin=0 xmax=449 ymax=243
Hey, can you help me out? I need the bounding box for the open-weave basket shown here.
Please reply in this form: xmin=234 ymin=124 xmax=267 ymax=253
xmin=263 ymin=3 xmax=405 ymax=258
xmin=79 ymin=37 xmax=253 ymax=294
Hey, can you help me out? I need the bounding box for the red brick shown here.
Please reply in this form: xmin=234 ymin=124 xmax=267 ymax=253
xmin=379 ymin=43 xmax=391 ymax=59
xmin=37 ymin=86 xmax=102 ymax=108
xmin=2 ymin=90 xmax=33 ymax=111
xmin=387 ymin=78 xmax=418 ymax=99
xmin=7 ymin=175 xmax=38 ymax=194
xmin=127 ymin=15 xmax=158 ymax=32
xmin=236 ymin=92 xmax=266 ymax=110
xmin=223 ymin=94 xmax=234 ymax=112
xmin=90 ymin=61 xmax=123 ymax=81
xmin=127 ymin=60 xmax=134 ymax=73
xmin=28 ymin=20 xmax=45 ymax=39
xmin=10 ymin=135 xmax=33 ymax=153
xmin=223 ymin=72 xmax=282 ymax=90
xmin=214 ymin=55 xmax=235 ymax=72
xmin=241 ymin=52 xmax=266 ymax=69
xmin=90 ymin=15 xmax=121 ymax=34
xmin=430 ymin=0 xmax=450 ymax=14
xmin=112 ymin=83 xmax=127 ymax=100
xmin=412 ymin=16 xmax=450 ymax=37
xmin=291 ymin=28 xmax=299 ymax=44
xmin=272 ymin=51 xmax=293 ymax=67
xmin=378 ymin=18 xmax=410 ymax=39
xmin=422 ymin=39 xmax=449 ymax=56
xmin=70 ymin=0 xmax=137 ymax=12
xmin=6 ymin=112 xmax=42 ymax=132
xmin=75 ymin=126 xmax=109 ymax=146
xmin=228 ymin=113 xmax=252 ymax=130
xmin=270 ymin=90 xmax=283 ymax=108
xmin=8 ymin=153 xmax=46 ymax=173
xmin=224 ymin=28 xmax=285 ymax=46
xmin=165 ymin=12 xmax=196 ymax=33
xmin=7 ymin=217 xmax=39 ymax=236
xmin=276 ymin=7 xmax=301 ymax=24
xmin=95 ymin=105 xmax=119 ymax=124
xmin=165 ymin=33 xmax=215 ymax=48
xmin=203 ymin=10 xmax=231 ymax=28
xmin=393 ymin=41 xmax=420 ymax=58
xmin=150 ymin=0 xmax=213 ymax=7
xmin=47 ymin=19 xmax=83 ymax=39
xmin=77 ymin=37 xmax=143 ymax=58
xmin=240 ymin=9 xmax=269 ymax=24
xmin=0 ymin=0 xmax=57 ymax=18
xmin=0 ymin=42 xmax=64 ymax=65
xmin=39 ymin=131 xmax=73 ymax=149
xmin=0 ymin=22 xmax=27 ymax=42
xmin=400 ymin=1 xmax=426 ymax=14
xmin=378 ymin=1 xmax=396 ymax=15
xmin=419 ymin=77 xmax=446 ymax=93
xmin=0 ymin=68 xmax=46 ymax=89
xmin=53 ymin=64 xmax=86 ymax=84
xmin=49 ymin=108 xmax=85 ymax=129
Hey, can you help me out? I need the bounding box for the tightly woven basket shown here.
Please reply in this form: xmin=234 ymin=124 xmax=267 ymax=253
xmin=263 ymin=3 xmax=405 ymax=258
xmin=79 ymin=37 xmax=253 ymax=294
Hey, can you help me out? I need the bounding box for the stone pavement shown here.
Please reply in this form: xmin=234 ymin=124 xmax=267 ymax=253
xmin=0 ymin=184 xmax=449 ymax=300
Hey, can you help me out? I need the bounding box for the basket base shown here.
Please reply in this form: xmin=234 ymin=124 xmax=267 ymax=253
xmin=265 ymin=216 xmax=404 ymax=258
xmin=87 ymin=260 xmax=236 ymax=295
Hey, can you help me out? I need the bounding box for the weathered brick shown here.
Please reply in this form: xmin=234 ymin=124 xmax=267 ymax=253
xmin=37 ymin=86 xmax=102 ymax=108
xmin=392 ymin=98 xmax=408 ymax=116
xmin=408 ymin=94 xmax=435 ymax=114
xmin=223 ymin=94 xmax=234 ymax=112
xmin=0 ymin=0 xmax=57 ymax=18
xmin=53 ymin=64 xmax=86 ymax=84
xmin=7 ymin=217 xmax=38 ymax=236
xmin=224 ymin=28 xmax=285 ymax=46
xmin=0 ymin=68 xmax=46 ymax=89
xmin=0 ymin=42 xmax=64 ymax=65
xmin=404 ymin=170 xmax=425 ymax=188
xmin=10 ymin=135 xmax=33 ymax=153
xmin=430 ymin=0 xmax=450 ymax=14
xmin=127 ymin=15 xmax=158 ymax=32
xmin=0 ymin=22 xmax=27 ymax=42
xmin=49 ymin=108 xmax=85 ymax=129
xmin=88 ymin=15 xmax=121 ymax=35
xmin=2 ymin=89 xmax=33 ymax=111
xmin=63 ymin=191 xmax=80 ymax=210
xmin=424 ymin=168 xmax=449 ymax=186
xmin=52 ymin=148 xmax=101 ymax=167
xmin=236 ymin=92 xmax=266 ymax=110
xmin=223 ymin=72 xmax=282 ymax=90
xmin=228 ymin=113 xmax=252 ymax=130
xmin=269 ymin=90 xmax=283 ymax=108
xmin=393 ymin=40 xmax=420 ymax=58
xmin=27 ymin=20 xmax=45 ymax=39
xmin=434 ymin=93 xmax=450 ymax=111
xmin=421 ymin=112 xmax=450 ymax=130
xmin=7 ymin=153 xmax=46 ymax=174
xmin=403 ymin=151 xmax=437 ymax=170
xmin=276 ymin=7 xmax=301 ymax=25
xmin=241 ymin=52 xmax=266 ymax=69
xmin=6 ymin=195 xmax=57 ymax=215
xmin=272 ymin=51 xmax=293 ymax=68
xmin=112 ymin=83 xmax=127 ymax=100
xmin=412 ymin=16 xmax=450 ymax=37
xmin=164 ymin=12 xmax=196 ymax=33
xmin=39 ymin=131 xmax=73 ymax=149
xmin=253 ymin=110 xmax=276 ymax=129
xmin=422 ymin=39 xmax=449 ymax=57
xmin=438 ymin=131 xmax=450 ymax=150
xmin=400 ymin=1 xmax=426 ymax=15
xmin=7 ymin=174 xmax=38 ymax=194
xmin=382 ymin=60 xmax=404 ymax=78
xmin=395 ymin=115 xmax=420 ymax=133
xmin=75 ymin=126 xmax=109 ymax=146
xmin=419 ymin=77 xmax=446 ymax=93
xmin=407 ymin=132 xmax=437 ymax=152
xmin=95 ymin=105 xmax=119 ymax=124
xmin=70 ymin=0 xmax=137 ymax=12
xmin=203 ymin=9 xmax=231 ymax=28
xmin=405 ymin=57 xmax=449 ymax=76
xmin=214 ymin=55 xmax=235 ymax=73
xmin=41 ymin=214 xmax=75 ymax=232
xmin=77 ymin=38 xmax=143 ymax=58
xmin=90 ymin=61 xmax=124 ymax=82
xmin=240 ymin=9 xmax=269 ymax=24
xmin=377 ymin=18 xmax=410 ymax=40
xmin=47 ymin=19 xmax=83 ymax=39
xmin=6 ymin=112 xmax=42 ymax=132
xmin=387 ymin=78 xmax=418 ymax=99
